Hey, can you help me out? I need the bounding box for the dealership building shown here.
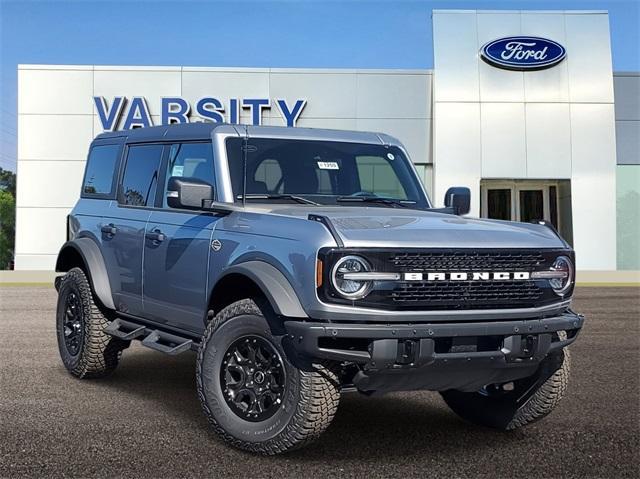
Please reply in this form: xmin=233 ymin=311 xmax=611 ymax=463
xmin=15 ymin=10 xmax=639 ymax=273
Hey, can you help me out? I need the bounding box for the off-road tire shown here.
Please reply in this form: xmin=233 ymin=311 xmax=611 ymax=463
xmin=56 ymin=267 xmax=128 ymax=378
xmin=441 ymin=350 xmax=570 ymax=430
xmin=196 ymin=298 xmax=340 ymax=455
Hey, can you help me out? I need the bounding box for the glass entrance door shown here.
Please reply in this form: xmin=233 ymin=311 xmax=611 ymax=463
xmin=518 ymin=189 xmax=545 ymax=223
xmin=486 ymin=188 xmax=512 ymax=220
xmin=481 ymin=182 xmax=560 ymax=228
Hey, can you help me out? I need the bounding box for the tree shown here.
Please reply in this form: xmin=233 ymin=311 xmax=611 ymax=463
xmin=0 ymin=190 xmax=15 ymax=269
xmin=0 ymin=168 xmax=16 ymax=269
xmin=0 ymin=168 xmax=16 ymax=197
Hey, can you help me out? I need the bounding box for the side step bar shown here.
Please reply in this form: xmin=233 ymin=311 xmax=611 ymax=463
xmin=104 ymin=318 xmax=194 ymax=355
xmin=142 ymin=331 xmax=193 ymax=355
xmin=104 ymin=319 xmax=146 ymax=341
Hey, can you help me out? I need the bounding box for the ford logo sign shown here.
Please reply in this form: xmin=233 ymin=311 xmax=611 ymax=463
xmin=480 ymin=36 xmax=566 ymax=71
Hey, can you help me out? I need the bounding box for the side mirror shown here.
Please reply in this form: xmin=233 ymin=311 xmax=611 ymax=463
xmin=444 ymin=187 xmax=471 ymax=215
xmin=166 ymin=176 xmax=214 ymax=210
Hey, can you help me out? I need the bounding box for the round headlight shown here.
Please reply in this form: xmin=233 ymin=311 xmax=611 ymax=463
xmin=331 ymin=255 xmax=372 ymax=299
xmin=550 ymin=256 xmax=573 ymax=295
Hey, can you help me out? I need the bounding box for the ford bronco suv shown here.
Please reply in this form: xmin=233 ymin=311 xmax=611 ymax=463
xmin=55 ymin=123 xmax=583 ymax=455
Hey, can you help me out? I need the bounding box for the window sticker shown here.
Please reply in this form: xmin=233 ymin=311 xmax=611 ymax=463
xmin=317 ymin=161 xmax=339 ymax=170
xmin=172 ymin=165 xmax=184 ymax=177
xmin=387 ymin=153 xmax=395 ymax=161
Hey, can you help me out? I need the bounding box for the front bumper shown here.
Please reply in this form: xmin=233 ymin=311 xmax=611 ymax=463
xmin=284 ymin=310 xmax=583 ymax=392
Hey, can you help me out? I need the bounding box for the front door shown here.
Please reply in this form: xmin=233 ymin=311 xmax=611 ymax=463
xmin=142 ymin=141 xmax=221 ymax=333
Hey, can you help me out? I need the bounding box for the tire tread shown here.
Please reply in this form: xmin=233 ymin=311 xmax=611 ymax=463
xmin=196 ymin=298 xmax=340 ymax=455
xmin=506 ymin=351 xmax=570 ymax=429
xmin=57 ymin=267 xmax=126 ymax=379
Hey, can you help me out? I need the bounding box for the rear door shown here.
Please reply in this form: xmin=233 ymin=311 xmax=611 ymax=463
xmin=78 ymin=138 xmax=125 ymax=253
xmin=101 ymin=143 xmax=163 ymax=317
xmin=142 ymin=141 xmax=220 ymax=333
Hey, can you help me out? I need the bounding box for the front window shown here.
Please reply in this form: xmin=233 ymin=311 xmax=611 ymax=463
xmin=226 ymin=138 xmax=429 ymax=208
xmin=163 ymin=142 xmax=216 ymax=207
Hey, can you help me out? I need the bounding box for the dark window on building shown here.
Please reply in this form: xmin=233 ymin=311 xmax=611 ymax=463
xmin=120 ymin=144 xmax=163 ymax=206
xmin=163 ymin=142 xmax=216 ymax=207
xmin=82 ymin=144 xmax=121 ymax=196
xmin=519 ymin=190 xmax=544 ymax=223
xmin=487 ymin=189 xmax=511 ymax=220
xmin=549 ymin=185 xmax=558 ymax=228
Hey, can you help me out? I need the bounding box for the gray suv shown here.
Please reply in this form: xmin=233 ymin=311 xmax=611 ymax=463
xmin=55 ymin=123 xmax=583 ymax=455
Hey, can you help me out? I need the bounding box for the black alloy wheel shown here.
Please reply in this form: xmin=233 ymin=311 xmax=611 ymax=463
xmin=62 ymin=290 xmax=84 ymax=356
xmin=220 ymin=335 xmax=286 ymax=422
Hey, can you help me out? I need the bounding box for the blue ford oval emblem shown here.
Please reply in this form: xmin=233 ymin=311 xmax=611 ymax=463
xmin=480 ymin=36 xmax=566 ymax=71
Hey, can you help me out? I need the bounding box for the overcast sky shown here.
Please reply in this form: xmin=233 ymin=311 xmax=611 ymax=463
xmin=1 ymin=0 xmax=638 ymax=172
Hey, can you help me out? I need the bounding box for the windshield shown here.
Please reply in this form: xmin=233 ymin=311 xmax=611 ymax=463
xmin=226 ymin=137 xmax=429 ymax=208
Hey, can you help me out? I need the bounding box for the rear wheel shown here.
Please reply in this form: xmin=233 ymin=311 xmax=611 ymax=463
xmin=440 ymin=350 xmax=570 ymax=430
xmin=196 ymin=299 xmax=340 ymax=455
xmin=56 ymin=267 xmax=128 ymax=378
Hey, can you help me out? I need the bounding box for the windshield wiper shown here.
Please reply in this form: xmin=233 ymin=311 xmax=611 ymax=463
xmin=336 ymin=196 xmax=416 ymax=208
xmin=237 ymin=194 xmax=320 ymax=206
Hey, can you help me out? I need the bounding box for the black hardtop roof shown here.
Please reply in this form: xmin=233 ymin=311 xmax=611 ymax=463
xmin=95 ymin=122 xmax=229 ymax=142
xmin=93 ymin=122 xmax=391 ymax=145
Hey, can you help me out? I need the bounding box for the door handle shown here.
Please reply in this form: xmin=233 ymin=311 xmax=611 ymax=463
xmin=101 ymin=224 xmax=117 ymax=236
xmin=145 ymin=229 xmax=166 ymax=243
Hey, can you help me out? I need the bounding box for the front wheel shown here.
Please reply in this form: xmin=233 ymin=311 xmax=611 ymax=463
xmin=196 ymin=299 xmax=340 ymax=455
xmin=441 ymin=350 xmax=570 ymax=430
xmin=56 ymin=267 xmax=128 ymax=378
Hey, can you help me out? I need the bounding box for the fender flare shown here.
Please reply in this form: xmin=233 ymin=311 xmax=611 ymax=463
xmin=218 ymin=261 xmax=308 ymax=318
xmin=56 ymin=238 xmax=115 ymax=310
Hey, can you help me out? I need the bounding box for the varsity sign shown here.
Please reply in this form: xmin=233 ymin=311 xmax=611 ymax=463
xmin=93 ymin=96 xmax=307 ymax=132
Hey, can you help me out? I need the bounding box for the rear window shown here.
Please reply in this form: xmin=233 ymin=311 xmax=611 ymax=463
xmin=82 ymin=144 xmax=121 ymax=197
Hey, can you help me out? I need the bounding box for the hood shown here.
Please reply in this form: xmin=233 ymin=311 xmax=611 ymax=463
xmin=248 ymin=205 xmax=567 ymax=249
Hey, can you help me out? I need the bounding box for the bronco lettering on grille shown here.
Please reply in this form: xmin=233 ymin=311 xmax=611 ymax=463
xmin=402 ymin=272 xmax=531 ymax=281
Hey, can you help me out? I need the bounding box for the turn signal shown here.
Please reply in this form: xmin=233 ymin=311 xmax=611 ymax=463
xmin=316 ymin=259 xmax=323 ymax=288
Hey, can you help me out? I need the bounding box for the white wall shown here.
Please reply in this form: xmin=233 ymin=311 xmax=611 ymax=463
xmin=16 ymin=66 xmax=432 ymax=270
xmin=432 ymin=10 xmax=617 ymax=270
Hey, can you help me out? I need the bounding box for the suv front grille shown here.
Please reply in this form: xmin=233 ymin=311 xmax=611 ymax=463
xmin=384 ymin=251 xmax=552 ymax=310
xmin=389 ymin=279 xmax=543 ymax=310
xmin=390 ymin=251 xmax=546 ymax=272
xmin=320 ymin=248 xmax=572 ymax=312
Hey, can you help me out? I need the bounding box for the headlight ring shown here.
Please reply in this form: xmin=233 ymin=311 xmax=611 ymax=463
xmin=330 ymin=255 xmax=373 ymax=300
xmin=549 ymin=255 xmax=574 ymax=295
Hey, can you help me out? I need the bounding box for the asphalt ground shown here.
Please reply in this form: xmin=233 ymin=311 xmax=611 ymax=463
xmin=0 ymin=287 xmax=638 ymax=478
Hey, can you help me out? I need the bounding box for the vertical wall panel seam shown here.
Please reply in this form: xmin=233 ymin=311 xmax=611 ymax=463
xmin=354 ymin=72 xmax=359 ymax=124
xmin=91 ymin=65 xmax=95 ymax=138
xmin=268 ymin=68 xmax=272 ymax=125
xmin=520 ymin=12 xmax=529 ymax=178
xmin=563 ymin=15 xmax=574 ymax=178
xmin=476 ymin=12 xmax=484 ymax=179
